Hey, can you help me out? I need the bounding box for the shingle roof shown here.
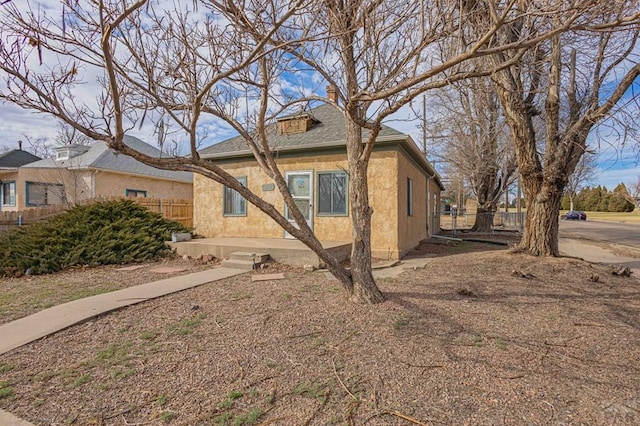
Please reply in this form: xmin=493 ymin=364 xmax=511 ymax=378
xmin=199 ymin=103 xmax=405 ymax=157
xmin=23 ymin=136 xmax=192 ymax=182
xmin=0 ymin=150 xmax=41 ymax=168
xmin=199 ymin=103 xmax=444 ymax=190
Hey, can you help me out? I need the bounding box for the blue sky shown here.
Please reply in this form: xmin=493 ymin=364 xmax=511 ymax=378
xmin=1 ymin=1 xmax=639 ymax=191
xmin=1 ymin=96 xmax=639 ymax=189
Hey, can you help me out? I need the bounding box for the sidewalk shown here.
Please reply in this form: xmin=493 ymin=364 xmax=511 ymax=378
xmin=0 ymin=267 xmax=246 ymax=356
xmin=559 ymin=238 xmax=640 ymax=277
xmin=3 ymin=241 xmax=631 ymax=356
xmin=0 ymin=266 xmax=246 ymax=426
xmin=1 ymin=240 xmax=638 ymax=425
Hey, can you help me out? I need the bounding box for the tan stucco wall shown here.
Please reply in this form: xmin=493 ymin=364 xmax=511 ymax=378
xmin=92 ymin=170 xmax=192 ymax=200
xmin=396 ymin=153 xmax=428 ymax=258
xmin=2 ymin=168 xmax=86 ymax=210
xmin=2 ymin=168 xmax=191 ymax=211
xmin=194 ymin=153 xmax=362 ymax=240
xmin=193 ymin=149 xmax=436 ymax=259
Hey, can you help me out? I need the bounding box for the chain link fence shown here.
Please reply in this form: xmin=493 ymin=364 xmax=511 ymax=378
xmin=441 ymin=211 xmax=525 ymax=235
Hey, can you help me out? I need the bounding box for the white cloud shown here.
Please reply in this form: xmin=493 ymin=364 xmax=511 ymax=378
xmin=0 ymin=103 xmax=60 ymax=149
xmin=597 ymin=166 xmax=640 ymax=189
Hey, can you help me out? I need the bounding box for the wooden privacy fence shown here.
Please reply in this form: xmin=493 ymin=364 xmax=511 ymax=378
xmin=132 ymin=197 xmax=193 ymax=229
xmin=0 ymin=197 xmax=193 ymax=230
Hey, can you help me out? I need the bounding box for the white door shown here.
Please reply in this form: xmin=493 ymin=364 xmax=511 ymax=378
xmin=285 ymin=171 xmax=313 ymax=239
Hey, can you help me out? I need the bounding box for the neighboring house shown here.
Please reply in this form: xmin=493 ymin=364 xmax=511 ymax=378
xmin=0 ymin=148 xmax=42 ymax=212
xmin=195 ymin=103 xmax=444 ymax=259
xmin=3 ymin=136 xmax=192 ymax=211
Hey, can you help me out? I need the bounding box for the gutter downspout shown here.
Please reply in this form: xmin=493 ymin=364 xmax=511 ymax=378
xmin=425 ymin=170 xmax=438 ymax=237
xmin=91 ymin=170 xmax=97 ymax=198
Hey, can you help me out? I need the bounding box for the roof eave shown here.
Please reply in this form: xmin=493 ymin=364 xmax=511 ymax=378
xmin=88 ymin=167 xmax=193 ymax=183
xmin=202 ymin=134 xmax=444 ymax=190
xmin=393 ymin=135 xmax=446 ymax=191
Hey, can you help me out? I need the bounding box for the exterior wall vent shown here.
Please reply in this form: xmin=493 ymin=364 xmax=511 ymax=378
xmin=276 ymin=113 xmax=319 ymax=135
xmin=54 ymin=144 xmax=90 ymax=160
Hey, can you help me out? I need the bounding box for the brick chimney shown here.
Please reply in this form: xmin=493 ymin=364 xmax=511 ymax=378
xmin=326 ymin=85 xmax=338 ymax=103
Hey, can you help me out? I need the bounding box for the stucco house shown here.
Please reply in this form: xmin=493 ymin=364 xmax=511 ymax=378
xmin=195 ymin=103 xmax=444 ymax=260
xmin=0 ymin=148 xmax=42 ymax=211
xmin=2 ymin=136 xmax=192 ymax=212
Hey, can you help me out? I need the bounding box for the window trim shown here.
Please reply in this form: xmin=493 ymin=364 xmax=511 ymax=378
xmin=125 ymin=189 xmax=147 ymax=198
xmin=407 ymin=177 xmax=413 ymax=217
xmin=25 ymin=181 xmax=65 ymax=207
xmin=1 ymin=180 xmax=16 ymax=206
xmin=223 ymin=176 xmax=247 ymax=217
xmin=316 ymin=170 xmax=349 ymax=217
xmin=56 ymin=150 xmax=70 ymax=160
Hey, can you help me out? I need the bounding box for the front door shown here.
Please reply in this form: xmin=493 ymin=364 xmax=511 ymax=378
xmin=285 ymin=171 xmax=313 ymax=239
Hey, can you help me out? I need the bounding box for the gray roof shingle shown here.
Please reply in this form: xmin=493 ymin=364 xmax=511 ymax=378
xmin=0 ymin=150 xmax=41 ymax=168
xmin=23 ymin=136 xmax=192 ymax=182
xmin=200 ymin=103 xmax=405 ymax=157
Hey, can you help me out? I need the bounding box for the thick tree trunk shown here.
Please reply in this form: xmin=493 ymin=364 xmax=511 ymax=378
xmin=345 ymin=118 xmax=384 ymax=304
xmin=471 ymin=205 xmax=495 ymax=232
xmin=519 ymin=184 xmax=563 ymax=256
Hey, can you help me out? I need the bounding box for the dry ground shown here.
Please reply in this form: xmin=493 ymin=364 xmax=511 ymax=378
xmin=0 ymin=256 xmax=219 ymax=325
xmin=1 ymin=239 xmax=640 ymax=425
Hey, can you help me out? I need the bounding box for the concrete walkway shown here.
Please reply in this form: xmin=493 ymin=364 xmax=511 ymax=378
xmin=0 ymin=266 xmax=246 ymax=425
xmin=2 ymin=239 xmax=638 ymax=425
xmin=559 ymin=238 xmax=640 ymax=277
xmin=0 ymin=267 xmax=245 ymax=356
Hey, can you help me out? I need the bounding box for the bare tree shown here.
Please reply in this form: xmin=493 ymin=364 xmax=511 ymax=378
xmin=466 ymin=1 xmax=640 ymax=255
xmin=20 ymin=135 xmax=52 ymax=158
xmin=55 ymin=122 xmax=92 ymax=146
xmin=1 ymin=1 xmax=630 ymax=301
xmin=565 ymin=152 xmax=598 ymax=211
xmin=618 ymin=177 xmax=640 ymax=212
xmin=430 ymin=78 xmax=516 ymax=232
xmin=19 ymin=122 xmax=92 ymax=158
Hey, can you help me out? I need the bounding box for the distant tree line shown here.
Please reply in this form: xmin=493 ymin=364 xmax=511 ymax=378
xmin=561 ymin=184 xmax=635 ymax=212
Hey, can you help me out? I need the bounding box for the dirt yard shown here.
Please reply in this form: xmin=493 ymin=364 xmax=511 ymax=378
xmin=1 ymin=239 xmax=639 ymax=425
xmin=0 ymin=256 xmax=219 ymax=325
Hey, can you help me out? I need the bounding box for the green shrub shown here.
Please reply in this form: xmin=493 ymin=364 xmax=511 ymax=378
xmin=0 ymin=200 xmax=188 ymax=277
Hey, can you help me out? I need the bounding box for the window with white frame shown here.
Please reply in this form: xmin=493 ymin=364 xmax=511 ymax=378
xmin=223 ymin=177 xmax=247 ymax=216
xmin=26 ymin=182 xmax=65 ymax=207
xmin=1 ymin=181 xmax=16 ymax=206
xmin=407 ymin=177 xmax=413 ymax=216
xmin=56 ymin=149 xmax=70 ymax=160
xmin=317 ymin=171 xmax=347 ymax=216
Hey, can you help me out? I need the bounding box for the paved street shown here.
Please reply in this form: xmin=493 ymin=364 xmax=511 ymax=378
xmin=559 ymin=218 xmax=640 ymax=248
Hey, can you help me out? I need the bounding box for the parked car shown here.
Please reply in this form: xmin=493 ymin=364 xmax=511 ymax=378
xmin=561 ymin=210 xmax=587 ymax=220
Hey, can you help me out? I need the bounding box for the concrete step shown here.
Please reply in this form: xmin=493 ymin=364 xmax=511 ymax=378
xmin=221 ymin=259 xmax=257 ymax=270
xmin=229 ymin=252 xmax=270 ymax=263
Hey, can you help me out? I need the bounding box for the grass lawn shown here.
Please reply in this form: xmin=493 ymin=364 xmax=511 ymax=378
xmin=576 ymin=211 xmax=640 ymax=224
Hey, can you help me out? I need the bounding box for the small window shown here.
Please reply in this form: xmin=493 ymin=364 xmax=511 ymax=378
xmin=407 ymin=178 xmax=413 ymax=216
xmin=318 ymin=171 xmax=347 ymax=216
xmin=126 ymin=189 xmax=147 ymax=198
xmin=223 ymin=176 xmax=247 ymax=216
xmin=26 ymin=182 xmax=65 ymax=206
xmin=1 ymin=181 xmax=16 ymax=206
